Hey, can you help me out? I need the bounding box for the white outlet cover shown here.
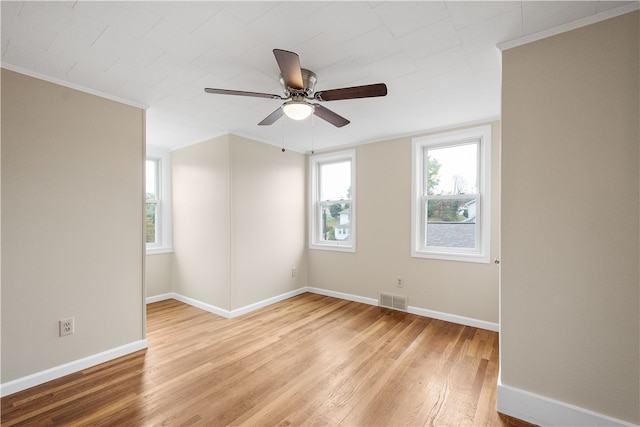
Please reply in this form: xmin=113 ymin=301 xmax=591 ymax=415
xmin=59 ymin=317 xmax=74 ymax=337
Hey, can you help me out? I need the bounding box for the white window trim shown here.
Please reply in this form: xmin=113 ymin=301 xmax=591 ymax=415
xmin=411 ymin=125 xmax=491 ymax=263
xmin=146 ymin=145 xmax=173 ymax=255
xmin=309 ymin=149 xmax=356 ymax=253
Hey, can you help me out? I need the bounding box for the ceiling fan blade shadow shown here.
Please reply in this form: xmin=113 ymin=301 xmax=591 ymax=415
xmin=314 ymin=83 xmax=387 ymax=101
xmin=313 ymin=104 xmax=350 ymax=128
xmin=273 ymin=49 xmax=304 ymax=90
xmin=204 ymin=88 xmax=283 ymax=100
xmin=258 ymin=107 xmax=284 ymax=126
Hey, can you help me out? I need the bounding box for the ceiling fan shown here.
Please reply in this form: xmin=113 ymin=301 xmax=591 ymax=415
xmin=204 ymin=49 xmax=388 ymax=128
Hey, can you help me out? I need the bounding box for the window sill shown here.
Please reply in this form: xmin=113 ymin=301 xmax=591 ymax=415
xmin=146 ymin=247 xmax=174 ymax=255
xmin=310 ymin=243 xmax=356 ymax=253
xmin=411 ymin=249 xmax=489 ymax=264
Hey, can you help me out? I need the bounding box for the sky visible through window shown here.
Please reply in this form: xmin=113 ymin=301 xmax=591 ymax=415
xmin=428 ymin=143 xmax=478 ymax=195
xmin=320 ymin=161 xmax=350 ymax=200
xmin=146 ymin=160 xmax=156 ymax=198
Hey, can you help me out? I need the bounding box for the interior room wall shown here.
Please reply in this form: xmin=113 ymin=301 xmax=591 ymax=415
xmin=171 ymin=135 xmax=231 ymax=309
xmin=1 ymin=69 xmax=145 ymax=383
xmin=146 ymin=253 xmax=172 ymax=297
xmin=169 ymin=134 xmax=307 ymax=311
xmin=501 ymin=11 xmax=639 ymax=424
xmin=228 ymin=135 xmax=307 ymax=310
xmin=308 ymin=121 xmax=501 ymax=325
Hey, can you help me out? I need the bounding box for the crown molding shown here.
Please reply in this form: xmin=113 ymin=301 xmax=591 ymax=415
xmin=1 ymin=63 xmax=148 ymax=110
xmin=498 ymin=2 xmax=640 ymax=51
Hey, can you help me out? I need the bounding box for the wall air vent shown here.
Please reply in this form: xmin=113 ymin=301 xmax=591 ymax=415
xmin=379 ymin=293 xmax=408 ymax=312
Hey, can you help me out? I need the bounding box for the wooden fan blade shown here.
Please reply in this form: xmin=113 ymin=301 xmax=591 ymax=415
xmin=258 ymin=107 xmax=284 ymax=126
xmin=205 ymin=88 xmax=283 ymax=100
xmin=313 ymin=104 xmax=350 ymax=128
xmin=314 ymin=83 xmax=387 ymax=101
xmin=273 ymin=49 xmax=304 ymax=90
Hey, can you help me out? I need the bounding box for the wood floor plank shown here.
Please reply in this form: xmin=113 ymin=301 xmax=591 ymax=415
xmin=1 ymin=293 xmax=535 ymax=426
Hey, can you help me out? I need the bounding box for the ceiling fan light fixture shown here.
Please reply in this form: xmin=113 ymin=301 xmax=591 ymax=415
xmin=282 ymin=101 xmax=314 ymax=120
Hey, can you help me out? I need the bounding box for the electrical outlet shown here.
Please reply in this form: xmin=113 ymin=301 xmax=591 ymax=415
xmin=292 ymin=268 xmax=297 ymax=278
xmin=397 ymin=277 xmax=404 ymax=288
xmin=59 ymin=317 xmax=74 ymax=337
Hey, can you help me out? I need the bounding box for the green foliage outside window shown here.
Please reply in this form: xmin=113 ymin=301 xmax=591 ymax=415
xmin=146 ymin=193 xmax=156 ymax=243
xmin=426 ymin=157 xmax=464 ymax=222
xmin=329 ymin=203 xmax=343 ymax=219
xmin=427 ymin=156 xmax=440 ymax=219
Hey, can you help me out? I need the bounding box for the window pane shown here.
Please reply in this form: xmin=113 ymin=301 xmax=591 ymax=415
xmin=426 ymin=143 xmax=478 ymax=196
xmin=320 ymin=203 xmax=351 ymax=242
xmin=146 ymin=160 xmax=157 ymax=200
xmin=146 ymin=202 xmax=157 ymax=243
xmin=310 ymin=150 xmax=356 ymax=252
xmin=320 ymin=161 xmax=351 ymax=200
xmin=426 ymin=198 xmax=476 ymax=249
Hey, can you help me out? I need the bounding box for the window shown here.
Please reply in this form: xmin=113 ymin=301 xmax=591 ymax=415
xmin=309 ymin=150 xmax=356 ymax=252
xmin=411 ymin=125 xmax=491 ymax=263
xmin=146 ymin=145 xmax=173 ymax=254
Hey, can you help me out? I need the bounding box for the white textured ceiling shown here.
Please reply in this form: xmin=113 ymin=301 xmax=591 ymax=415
xmin=1 ymin=1 xmax=636 ymax=152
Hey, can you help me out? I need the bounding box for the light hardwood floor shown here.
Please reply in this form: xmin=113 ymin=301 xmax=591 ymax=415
xmin=2 ymin=293 xmax=533 ymax=426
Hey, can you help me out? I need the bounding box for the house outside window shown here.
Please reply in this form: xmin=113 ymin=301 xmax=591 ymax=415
xmin=309 ymin=150 xmax=356 ymax=252
xmin=411 ymin=125 xmax=491 ymax=263
xmin=146 ymin=145 xmax=173 ymax=254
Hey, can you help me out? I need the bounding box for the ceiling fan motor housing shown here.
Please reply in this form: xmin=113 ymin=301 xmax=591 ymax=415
xmin=280 ymin=69 xmax=317 ymax=98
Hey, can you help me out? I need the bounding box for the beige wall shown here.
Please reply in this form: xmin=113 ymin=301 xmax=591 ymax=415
xmin=501 ymin=12 xmax=639 ymax=424
xmin=171 ymin=135 xmax=230 ymax=308
xmin=308 ymin=121 xmax=501 ymax=324
xmin=229 ymin=135 xmax=307 ymax=309
xmin=1 ymin=69 xmax=145 ymax=382
xmin=146 ymin=253 xmax=172 ymax=297
xmin=169 ymin=135 xmax=307 ymax=310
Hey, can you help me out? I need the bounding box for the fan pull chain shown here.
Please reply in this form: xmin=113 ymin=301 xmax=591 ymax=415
xmin=310 ymin=113 xmax=315 ymax=154
xmin=281 ymin=121 xmax=286 ymax=152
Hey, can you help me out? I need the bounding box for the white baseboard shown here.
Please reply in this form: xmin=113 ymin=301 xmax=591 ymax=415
xmin=152 ymin=287 xmax=498 ymax=333
xmin=0 ymin=339 xmax=148 ymax=397
xmin=408 ymin=305 xmax=499 ymax=332
xmin=146 ymin=288 xmax=308 ymax=319
xmin=229 ymin=288 xmax=307 ymax=318
xmin=306 ymin=286 xmax=379 ymax=306
xmin=497 ymin=380 xmax=638 ymax=427
xmin=306 ymin=287 xmax=498 ymax=332
xmin=145 ymin=293 xmax=173 ymax=304
xmin=170 ymin=293 xmax=230 ymax=318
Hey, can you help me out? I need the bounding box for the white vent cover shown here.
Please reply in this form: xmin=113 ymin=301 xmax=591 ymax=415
xmin=379 ymin=293 xmax=408 ymax=312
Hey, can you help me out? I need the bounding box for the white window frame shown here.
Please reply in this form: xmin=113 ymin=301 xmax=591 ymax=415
xmin=411 ymin=125 xmax=491 ymax=263
xmin=309 ymin=150 xmax=356 ymax=252
xmin=146 ymin=145 xmax=173 ymax=254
